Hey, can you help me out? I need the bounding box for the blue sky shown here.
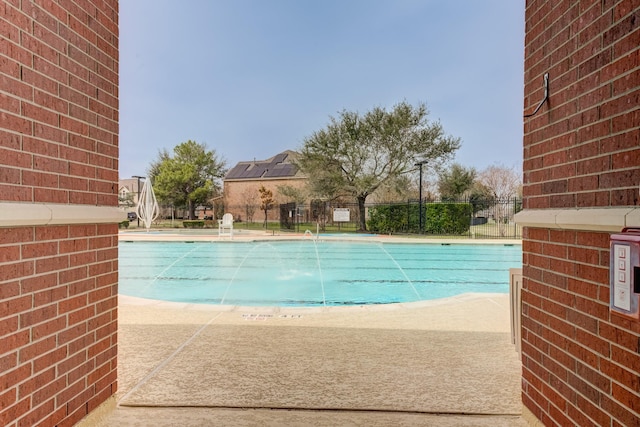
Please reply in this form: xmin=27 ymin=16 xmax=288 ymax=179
xmin=119 ymin=0 xmax=525 ymax=179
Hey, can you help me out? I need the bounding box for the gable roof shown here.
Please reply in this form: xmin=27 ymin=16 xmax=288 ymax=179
xmin=224 ymin=150 xmax=303 ymax=181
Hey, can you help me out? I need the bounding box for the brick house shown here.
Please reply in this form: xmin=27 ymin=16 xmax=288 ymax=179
xmin=515 ymin=1 xmax=640 ymax=426
xmin=0 ymin=1 xmax=121 ymax=426
xmin=223 ymin=150 xmax=307 ymax=223
xmin=116 ymin=152 xmax=309 ymax=223
xmin=118 ymin=177 xmax=141 ymax=208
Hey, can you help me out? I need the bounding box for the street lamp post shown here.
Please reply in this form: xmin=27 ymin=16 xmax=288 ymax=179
xmin=414 ymin=161 xmax=427 ymax=233
xmin=132 ymin=175 xmax=145 ymax=227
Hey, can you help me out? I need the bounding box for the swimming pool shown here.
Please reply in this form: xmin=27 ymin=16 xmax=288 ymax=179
xmin=119 ymin=241 xmax=521 ymax=307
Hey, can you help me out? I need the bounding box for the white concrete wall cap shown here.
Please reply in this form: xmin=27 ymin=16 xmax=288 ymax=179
xmin=0 ymin=202 xmax=126 ymax=227
xmin=514 ymin=207 xmax=640 ymax=232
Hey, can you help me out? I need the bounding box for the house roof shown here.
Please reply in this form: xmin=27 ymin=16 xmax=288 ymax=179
xmin=224 ymin=150 xmax=302 ymax=180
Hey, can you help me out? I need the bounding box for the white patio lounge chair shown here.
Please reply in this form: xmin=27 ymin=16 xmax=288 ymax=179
xmin=218 ymin=213 xmax=234 ymax=239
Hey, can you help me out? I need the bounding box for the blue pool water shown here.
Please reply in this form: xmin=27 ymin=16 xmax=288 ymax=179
xmin=119 ymin=241 xmax=522 ymax=307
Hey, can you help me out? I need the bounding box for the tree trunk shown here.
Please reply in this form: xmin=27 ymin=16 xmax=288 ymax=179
xmin=357 ymin=195 xmax=367 ymax=232
xmin=188 ymin=200 xmax=196 ymax=220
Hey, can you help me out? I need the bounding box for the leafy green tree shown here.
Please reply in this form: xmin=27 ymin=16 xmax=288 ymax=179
xmin=468 ymin=183 xmax=494 ymax=214
xmin=258 ymin=185 xmax=275 ymax=228
xmin=150 ymin=140 xmax=226 ymax=220
xmin=297 ymin=101 xmax=460 ymax=231
xmin=437 ymin=163 xmax=476 ymax=201
xmin=373 ymin=174 xmax=415 ymax=203
xmin=276 ymin=184 xmax=306 ymax=205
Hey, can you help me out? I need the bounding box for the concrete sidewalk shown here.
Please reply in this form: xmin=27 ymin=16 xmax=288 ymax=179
xmin=90 ymin=293 xmax=528 ymax=426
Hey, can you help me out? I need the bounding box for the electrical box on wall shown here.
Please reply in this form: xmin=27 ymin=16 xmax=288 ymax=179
xmin=610 ymin=228 xmax=640 ymax=320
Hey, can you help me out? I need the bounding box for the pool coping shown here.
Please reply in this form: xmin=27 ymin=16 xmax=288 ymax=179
xmin=118 ymin=291 xmax=512 ymax=314
xmin=119 ymin=228 xmax=522 ymax=245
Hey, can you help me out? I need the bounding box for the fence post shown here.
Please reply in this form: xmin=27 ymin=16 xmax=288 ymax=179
xmin=407 ymin=199 xmax=410 ymax=233
xmin=513 ymin=198 xmax=518 ymax=238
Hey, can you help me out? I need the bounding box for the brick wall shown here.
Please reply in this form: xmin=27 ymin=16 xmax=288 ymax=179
xmin=521 ymin=1 xmax=639 ymax=426
xmin=0 ymin=1 xmax=119 ymax=426
xmin=523 ymin=0 xmax=639 ymax=210
xmin=224 ymin=178 xmax=307 ymax=222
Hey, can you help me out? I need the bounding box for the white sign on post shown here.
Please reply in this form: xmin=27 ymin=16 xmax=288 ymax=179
xmin=333 ymin=208 xmax=350 ymax=222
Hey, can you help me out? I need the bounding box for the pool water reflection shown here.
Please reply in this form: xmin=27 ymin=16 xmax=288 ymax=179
xmin=118 ymin=241 xmax=522 ymax=307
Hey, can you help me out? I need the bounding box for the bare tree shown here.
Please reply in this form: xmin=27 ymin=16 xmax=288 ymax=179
xmin=477 ymin=164 xmax=521 ymax=200
xmin=477 ymin=164 xmax=522 ymax=236
xmin=240 ymin=187 xmax=258 ymax=224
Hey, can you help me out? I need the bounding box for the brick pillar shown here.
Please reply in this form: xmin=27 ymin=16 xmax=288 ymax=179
xmin=0 ymin=1 xmax=121 ymax=426
xmin=517 ymin=1 xmax=640 ymax=426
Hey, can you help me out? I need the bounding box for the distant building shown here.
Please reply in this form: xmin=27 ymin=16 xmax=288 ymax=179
xmin=119 ymin=152 xmax=308 ymax=223
xmin=119 ymin=177 xmax=141 ymax=208
xmin=223 ymin=150 xmax=307 ymax=222
xmin=119 ymin=177 xmax=187 ymax=220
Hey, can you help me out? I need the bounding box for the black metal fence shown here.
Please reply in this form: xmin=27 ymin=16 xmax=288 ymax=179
xmin=277 ymin=198 xmax=522 ymax=239
xmin=143 ymin=198 xmax=522 ymax=239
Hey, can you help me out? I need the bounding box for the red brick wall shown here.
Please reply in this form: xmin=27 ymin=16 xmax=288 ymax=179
xmin=0 ymin=225 xmax=118 ymax=427
xmin=522 ymin=1 xmax=639 ymax=426
xmin=224 ymin=177 xmax=307 ymax=222
xmin=523 ymin=0 xmax=639 ymax=210
xmin=0 ymin=1 xmax=119 ymax=426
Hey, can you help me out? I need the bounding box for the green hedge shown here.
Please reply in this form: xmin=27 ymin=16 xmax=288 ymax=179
xmin=367 ymin=203 xmax=472 ymax=234
xmin=183 ymin=220 xmax=205 ymax=228
xmin=423 ymin=203 xmax=472 ymax=234
xmin=118 ymin=220 xmax=130 ymax=229
xmin=367 ymin=203 xmax=415 ymax=234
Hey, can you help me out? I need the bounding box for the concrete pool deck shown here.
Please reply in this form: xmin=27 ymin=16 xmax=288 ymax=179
xmin=88 ymin=230 xmax=527 ymax=426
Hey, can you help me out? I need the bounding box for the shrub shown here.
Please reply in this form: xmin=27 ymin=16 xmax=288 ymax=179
xmin=367 ymin=203 xmax=415 ymax=233
xmin=118 ymin=220 xmax=130 ymax=229
xmin=367 ymin=202 xmax=472 ymax=234
xmin=423 ymin=203 xmax=472 ymax=234
xmin=183 ymin=220 xmax=205 ymax=228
